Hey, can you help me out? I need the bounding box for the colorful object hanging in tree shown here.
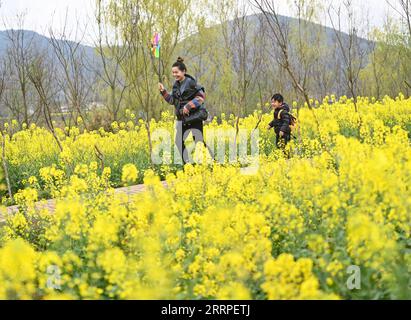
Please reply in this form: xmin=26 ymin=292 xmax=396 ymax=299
xmin=152 ymin=32 xmax=160 ymax=58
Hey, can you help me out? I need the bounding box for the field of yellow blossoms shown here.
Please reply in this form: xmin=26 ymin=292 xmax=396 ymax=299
xmin=0 ymin=95 xmax=410 ymax=300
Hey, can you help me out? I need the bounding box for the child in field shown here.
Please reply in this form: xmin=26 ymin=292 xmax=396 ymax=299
xmin=267 ymin=93 xmax=292 ymax=148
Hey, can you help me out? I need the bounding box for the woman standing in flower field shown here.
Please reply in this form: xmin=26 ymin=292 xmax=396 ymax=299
xmin=158 ymin=57 xmax=212 ymax=164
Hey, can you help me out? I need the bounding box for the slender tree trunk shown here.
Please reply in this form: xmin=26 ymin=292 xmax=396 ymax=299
xmin=1 ymin=133 xmax=13 ymax=199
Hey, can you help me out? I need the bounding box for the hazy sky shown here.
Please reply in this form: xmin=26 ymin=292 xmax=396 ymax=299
xmin=1 ymin=0 xmax=95 ymax=43
xmin=0 ymin=0 xmax=402 ymax=44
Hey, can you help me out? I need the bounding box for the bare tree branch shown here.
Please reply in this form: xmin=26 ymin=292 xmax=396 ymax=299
xmin=48 ymin=10 xmax=93 ymax=130
xmin=327 ymin=1 xmax=369 ymax=113
xmin=27 ymin=50 xmax=64 ymax=152
xmin=249 ymin=0 xmax=314 ymax=109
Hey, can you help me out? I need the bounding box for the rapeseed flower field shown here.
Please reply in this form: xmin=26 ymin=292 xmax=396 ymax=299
xmin=0 ymin=95 xmax=410 ymax=300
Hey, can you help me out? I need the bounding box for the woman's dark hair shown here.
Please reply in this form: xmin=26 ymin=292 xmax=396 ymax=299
xmin=172 ymin=56 xmax=187 ymax=72
xmin=271 ymin=93 xmax=284 ymax=103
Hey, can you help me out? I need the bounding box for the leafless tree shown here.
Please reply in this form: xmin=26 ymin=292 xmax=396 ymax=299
xmin=48 ymin=12 xmax=95 ymax=130
xmin=250 ymin=0 xmax=316 ymax=109
xmin=387 ymin=0 xmax=411 ymax=38
xmin=327 ymin=0 xmax=369 ymax=112
xmin=27 ymin=48 xmax=64 ymax=152
xmin=386 ymin=1 xmax=411 ymax=89
xmin=94 ymin=0 xmax=129 ymax=122
xmin=232 ymin=5 xmax=265 ymax=114
xmin=226 ymin=4 xmax=265 ymax=142
xmin=2 ymin=15 xmax=37 ymax=125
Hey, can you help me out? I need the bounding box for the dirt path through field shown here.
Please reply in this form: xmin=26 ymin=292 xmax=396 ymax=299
xmin=0 ymin=181 xmax=168 ymax=223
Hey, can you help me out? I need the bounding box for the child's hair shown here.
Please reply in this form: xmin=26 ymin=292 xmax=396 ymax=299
xmin=172 ymin=57 xmax=187 ymax=72
xmin=271 ymin=93 xmax=284 ymax=103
